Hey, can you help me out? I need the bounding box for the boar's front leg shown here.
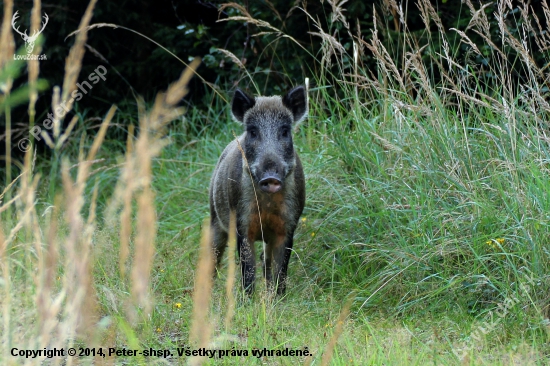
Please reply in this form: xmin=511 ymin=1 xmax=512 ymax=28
xmin=211 ymin=217 xmax=228 ymax=276
xmin=272 ymin=233 xmax=294 ymax=295
xmin=237 ymin=229 xmax=256 ymax=295
xmin=263 ymin=242 xmax=274 ymax=289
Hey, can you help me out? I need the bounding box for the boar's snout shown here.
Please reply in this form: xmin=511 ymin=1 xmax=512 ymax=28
xmin=256 ymin=156 xmax=285 ymax=193
xmin=259 ymin=173 xmax=282 ymax=193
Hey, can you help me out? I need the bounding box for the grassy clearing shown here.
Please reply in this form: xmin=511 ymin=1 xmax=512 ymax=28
xmin=3 ymin=0 xmax=550 ymax=365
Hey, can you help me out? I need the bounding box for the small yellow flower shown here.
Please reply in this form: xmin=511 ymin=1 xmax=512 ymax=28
xmin=175 ymin=303 xmax=182 ymax=309
xmin=486 ymin=238 xmax=504 ymax=248
xmin=302 ymin=217 xmax=307 ymax=222
xmin=311 ymin=232 xmax=315 ymax=237
xmin=156 ymin=327 xmax=161 ymax=333
xmin=160 ymin=269 xmax=165 ymax=272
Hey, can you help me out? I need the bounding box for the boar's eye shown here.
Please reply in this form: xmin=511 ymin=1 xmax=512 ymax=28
xmin=281 ymin=127 xmax=290 ymax=138
xmin=248 ymin=127 xmax=258 ymax=139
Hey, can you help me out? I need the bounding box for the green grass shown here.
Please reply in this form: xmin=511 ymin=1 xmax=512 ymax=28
xmin=4 ymin=0 xmax=550 ymax=365
xmin=4 ymin=99 xmax=550 ymax=365
xmin=47 ymin=101 xmax=545 ymax=364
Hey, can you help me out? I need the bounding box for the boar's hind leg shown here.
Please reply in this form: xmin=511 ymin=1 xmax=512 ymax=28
xmin=238 ymin=231 xmax=256 ymax=295
xmin=211 ymin=219 xmax=228 ymax=275
xmin=273 ymin=234 xmax=294 ymax=295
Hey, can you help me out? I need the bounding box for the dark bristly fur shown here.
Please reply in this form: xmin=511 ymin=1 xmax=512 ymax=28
xmin=209 ymin=86 xmax=307 ymax=295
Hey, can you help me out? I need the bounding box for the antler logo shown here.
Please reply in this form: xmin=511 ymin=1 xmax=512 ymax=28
xmin=11 ymin=11 xmax=49 ymax=54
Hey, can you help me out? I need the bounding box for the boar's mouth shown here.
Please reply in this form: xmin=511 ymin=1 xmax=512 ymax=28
xmin=259 ymin=173 xmax=282 ymax=193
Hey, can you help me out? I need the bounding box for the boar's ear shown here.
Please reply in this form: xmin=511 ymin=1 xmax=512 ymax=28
xmin=282 ymin=85 xmax=308 ymax=124
xmin=231 ymin=88 xmax=256 ymax=123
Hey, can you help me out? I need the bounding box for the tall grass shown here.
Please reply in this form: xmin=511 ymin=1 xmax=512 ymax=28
xmin=2 ymin=0 xmax=550 ymax=364
xmin=2 ymin=0 xmax=202 ymax=363
xmin=219 ymin=0 xmax=550 ymax=359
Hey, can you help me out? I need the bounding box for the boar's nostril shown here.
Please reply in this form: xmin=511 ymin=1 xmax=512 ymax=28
xmin=259 ymin=177 xmax=282 ymax=193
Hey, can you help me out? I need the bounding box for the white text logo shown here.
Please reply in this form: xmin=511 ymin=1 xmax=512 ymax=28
xmin=12 ymin=10 xmax=48 ymax=60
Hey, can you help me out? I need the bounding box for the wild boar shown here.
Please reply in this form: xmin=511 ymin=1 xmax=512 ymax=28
xmin=209 ymin=86 xmax=307 ymax=295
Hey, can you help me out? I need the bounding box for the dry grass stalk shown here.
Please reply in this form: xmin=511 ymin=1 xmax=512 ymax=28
xmin=218 ymin=2 xmax=251 ymax=18
xmin=327 ymin=0 xmax=349 ymax=28
xmin=0 ymin=195 xmax=19 ymax=215
xmin=319 ymin=298 xmax=352 ymax=366
xmin=188 ymin=220 xmax=214 ymax=366
xmin=27 ymin=0 xmax=43 ymax=123
xmin=340 ymin=0 xmax=550 ymax=122
xmin=36 ymin=196 xmax=62 ymax=350
xmin=541 ymin=1 xmax=550 ymax=54
xmin=362 ymin=10 xmax=406 ymax=92
xmin=530 ymin=2 xmax=550 ymax=54
xmin=58 ymin=159 xmax=95 ymax=364
xmin=129 ymin=187 xmax=156 ymax=318
xmin=463 ymin=0 xmax=492 ymax=34
xmin=7 ymin=150 xmax=40 ymax=248
xmin=264 ymin=0 xmax=283 ymax=22
xmin=406 ymin=48 xmax=431 ymax=100
xmin=18 ymin=149 xmax=59 ymax=350
xmin=217 ymin=0 xmax=310 ymax=76
xmin=416 ymin=0 xmax=431 ymax=32
xmin=222 ymin=15 xmax=283 ymax=35
xmin=0 ymin=225 xmax=9 ymax=361
xmin=0 ymin=106 xmax=109 ymax=363
xmin=224 ymin=211 xmax=237 ymax=331
xmin=461 ymin=0 xmax=505 ymax=61
xmin=309 ymin=26 xmax=346 ymax=69
xmin=56 ymin=115 xmax=79 ymax=149
xmin=418 ymin=0 xmax=451 ymax=68
xmin=302 ymin=5 xmax=348 ymax=71
xmin=381 ymin=0 xmax=400 ymax=31
xmin=126 ymin=58 xmax=200 ymax=318
xmin=215 ymin=48 xmax=246 ymax=70
xmin=218 ymin=3 xmax=281 ymax=34
xmin=119 ymin=124 xmax=134 ymax=277
xmin=0 ymin=166 xmax=24 ymax=204
xmin=0 ymin=0 xmax=15 ymax=226
xmin=1 ymin=151 xmax=55 ymax=361
xmin=53 ymin=108 xmax=113 ymax=351
xmin=50 ymin=86 xmax=62 ymax=142
xmin=0 ymin=0 xmax=14 ymax=93
xmin=449 ymin=28 xmax=482 ymax=56
xmin=60 ymin=0 xmax=97 ymax=106
xmin=37 ymin=0 xmax=97 ymax=171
